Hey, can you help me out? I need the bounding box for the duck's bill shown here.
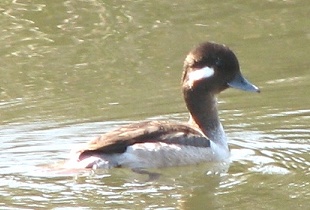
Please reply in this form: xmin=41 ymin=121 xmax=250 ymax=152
xmin=228 ymin=73 xmax=260 ymax=93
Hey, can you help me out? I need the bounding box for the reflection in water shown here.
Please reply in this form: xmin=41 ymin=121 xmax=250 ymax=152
xmin=0 ymin=114 xmax=309 ymax=208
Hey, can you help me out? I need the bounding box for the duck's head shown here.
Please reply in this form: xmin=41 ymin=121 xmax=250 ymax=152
xmin=182 ymin=42 xmax=260 ymax=94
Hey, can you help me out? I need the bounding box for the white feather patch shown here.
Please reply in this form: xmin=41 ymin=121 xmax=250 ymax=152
xmin=188 ymin=66 xmax=215 ymax=82
xmin=117 ymin=142 xmax=229 ymax=168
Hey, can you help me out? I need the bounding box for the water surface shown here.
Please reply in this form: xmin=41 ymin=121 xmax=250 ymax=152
xmin=0 ymin=0 xmax=309 ymax=209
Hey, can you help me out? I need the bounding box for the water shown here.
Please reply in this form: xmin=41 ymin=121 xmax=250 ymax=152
xmin=0 ymin=0 xmax=309 ymax=209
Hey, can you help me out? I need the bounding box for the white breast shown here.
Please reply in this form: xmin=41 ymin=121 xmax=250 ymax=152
xmin=117 ymin=141 xmax=230 ymax=168
xmin=65 ymin=141 xmax=230 ymax=169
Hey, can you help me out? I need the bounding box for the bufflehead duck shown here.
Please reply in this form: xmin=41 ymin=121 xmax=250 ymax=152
xmin=67 ymin=41 xmax=260 ymax=169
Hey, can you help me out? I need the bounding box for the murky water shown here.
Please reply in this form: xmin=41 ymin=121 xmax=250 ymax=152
xmin=1 ymin=0 xmax=309 ymax=209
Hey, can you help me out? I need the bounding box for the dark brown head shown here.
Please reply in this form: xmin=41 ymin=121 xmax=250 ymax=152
xmin=182 ymin=42 xmax=260 ymax=94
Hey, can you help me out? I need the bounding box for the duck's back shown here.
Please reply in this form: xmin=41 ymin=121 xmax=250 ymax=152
xmin=68 ymin=121 xmax=222 ymax=169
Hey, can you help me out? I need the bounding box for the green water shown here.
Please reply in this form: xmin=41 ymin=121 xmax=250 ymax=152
xmin=0 ymin=0 xmax=309 ymax=209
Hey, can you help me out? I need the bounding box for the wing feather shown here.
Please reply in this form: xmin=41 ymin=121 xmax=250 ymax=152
xmin=78 ymin=121 xmax=211 ymax=158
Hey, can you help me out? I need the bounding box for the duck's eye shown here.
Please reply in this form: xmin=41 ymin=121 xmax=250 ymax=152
xmin=188 ymin=66 xmax=215 ymax=82
xmin=215 ymin=57 xmax=223 ymax=67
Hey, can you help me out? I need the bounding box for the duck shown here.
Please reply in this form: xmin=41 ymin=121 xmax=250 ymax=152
xmin=66 ymin=41 xmax=260 ymax=170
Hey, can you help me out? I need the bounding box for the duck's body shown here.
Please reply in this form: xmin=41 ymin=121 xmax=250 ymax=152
xmin=68 ymin=120 xmax=228 ymax=169
xmin=67 ymin=41 xmax=260 ymax=169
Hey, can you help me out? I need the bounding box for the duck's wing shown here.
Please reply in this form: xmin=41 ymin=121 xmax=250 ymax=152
xmin=78 ymin=121 xmax=211 ymax=159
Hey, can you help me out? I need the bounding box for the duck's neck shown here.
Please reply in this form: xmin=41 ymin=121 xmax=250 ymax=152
xmin=184 ymin=89 xmax=227 ymax=146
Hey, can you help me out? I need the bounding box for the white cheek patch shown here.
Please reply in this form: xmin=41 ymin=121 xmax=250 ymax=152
xmin=188 ymin=66 xmax=215 ymax=82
